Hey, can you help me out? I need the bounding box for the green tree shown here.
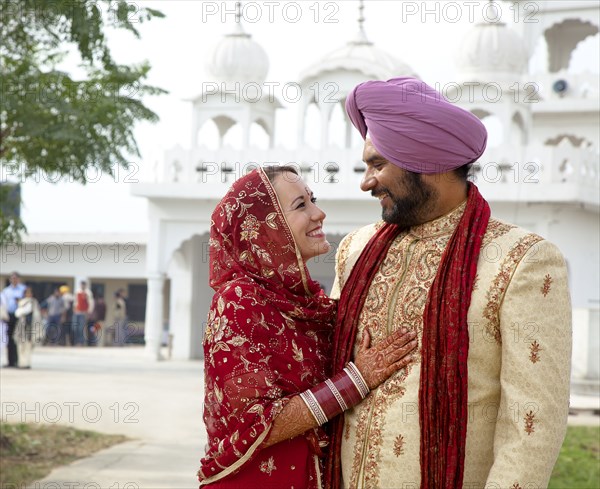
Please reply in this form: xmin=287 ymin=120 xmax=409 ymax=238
xmin=0 ymin=0 xmax=166 ymax=243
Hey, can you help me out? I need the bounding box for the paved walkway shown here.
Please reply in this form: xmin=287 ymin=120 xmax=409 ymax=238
xmin=1 ymin=347 xmax=205 ymax=488
xmin=1 ymin=347 xmax=598 ymax=489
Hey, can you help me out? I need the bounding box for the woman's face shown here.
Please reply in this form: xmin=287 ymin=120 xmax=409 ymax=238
xmin=272 ymin=172 xmax=330 ymax=262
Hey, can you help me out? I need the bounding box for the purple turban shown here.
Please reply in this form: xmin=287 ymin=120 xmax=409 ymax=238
xmin=345 ymin=77 xmax=487 ymax=174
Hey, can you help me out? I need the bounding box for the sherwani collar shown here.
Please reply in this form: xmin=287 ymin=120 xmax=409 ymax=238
xmin=407 ymin=200 xmax=468 ymax=239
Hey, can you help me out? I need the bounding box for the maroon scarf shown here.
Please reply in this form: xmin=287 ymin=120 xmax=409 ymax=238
xmin=325 ymin=183 xmax=490 ymax=488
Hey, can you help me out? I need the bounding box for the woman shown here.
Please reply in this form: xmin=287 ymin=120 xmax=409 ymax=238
xmin=198 ymin=166 xmax=416 ymax=487
xmin=15 ymin=286 xmax=41 ymax=369
xmin=113 ymin=289 xmax=127 ymax=346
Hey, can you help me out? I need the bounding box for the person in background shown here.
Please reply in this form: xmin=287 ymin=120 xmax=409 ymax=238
xmin=15 ymin=286 xmax=42 ymax=369
xmin=88 ymin=294 xmax=106 ymax=346
xmin=44 ymin=287 xmax=65 ymax=345
xmin=113 ymin=289 xmax=128 ymax=346
xmin=73 ymin=281 xmax=94 ymax=346
xmin=2 ymin=272 xmax=26 ymax=367
xmin=59 ymin=285 xmax=74 ymax=345
xmin=0 ymin=289 xmax=9 ymax=367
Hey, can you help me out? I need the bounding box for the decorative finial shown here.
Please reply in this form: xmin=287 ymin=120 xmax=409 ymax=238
xmin=229 ymin=1 xmax=249 ymax=37
xmin=358 ymin=0 xmax=365 ymax=33
xmin=349 ymin=0 xmax=372 ymax=46
xmin=483 ymin=0 xmax=503 ymax=24
xmin=235 ymin=1 xmax=242 ymax=24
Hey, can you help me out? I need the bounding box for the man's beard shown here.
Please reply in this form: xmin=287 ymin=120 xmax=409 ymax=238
xmin=380 ymin=173 xmax=436 ymax=228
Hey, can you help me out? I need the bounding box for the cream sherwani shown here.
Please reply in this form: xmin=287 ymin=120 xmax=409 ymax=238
xmin=330 ymin=204 xmax=572 ymax=489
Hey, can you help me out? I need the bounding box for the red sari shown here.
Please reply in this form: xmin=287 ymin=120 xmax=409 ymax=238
xmin=198 ymin=168 xmax=336 ymax=488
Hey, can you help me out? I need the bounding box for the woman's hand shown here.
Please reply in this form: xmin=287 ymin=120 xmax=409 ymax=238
xmin=353 ymin=328 xmax=417 ymax=390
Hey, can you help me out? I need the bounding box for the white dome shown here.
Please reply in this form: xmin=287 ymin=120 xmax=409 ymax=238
xmin=299 ymin=32 xmax=418 ymax=83
xmin=456 ymin=21 xmax=528 ymax=77
xmin=205 ymin=24 xmax=269 ymax=84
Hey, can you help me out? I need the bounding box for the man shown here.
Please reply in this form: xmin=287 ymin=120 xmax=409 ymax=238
xmin=59 ymin=285 xmax=74 ymax=345
xmin=327 ymin=78 xmax=572 ymax=488
xmin=73 ymin=281 xmax=94 ymax=346
xmin=44 ymin=287 xmax=65 ymax=345
xmin=2 ymin=272 xmax=27 ymax=367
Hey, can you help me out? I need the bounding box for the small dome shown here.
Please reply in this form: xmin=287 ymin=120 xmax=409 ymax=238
xmin=300 ymin=33 xmax=417 ymax=83
xmin=205 ymin=23 xmax=269 ymax=84
xmin=456 ymin=21 xmax=528 ymax=77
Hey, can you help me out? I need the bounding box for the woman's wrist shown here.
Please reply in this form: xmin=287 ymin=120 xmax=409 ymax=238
xmin=299 ymin=363 xmax=371 ymax=426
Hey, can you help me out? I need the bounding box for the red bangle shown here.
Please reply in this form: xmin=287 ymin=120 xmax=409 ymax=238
xmin=299 ymin=365 xmax=370 ymax=425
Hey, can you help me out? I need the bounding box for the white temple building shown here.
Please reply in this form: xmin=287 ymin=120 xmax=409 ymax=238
xmin=2 ymin=1 xmax=598 ymax=397
xmin=129 ymin=0 xmax=599 ymax=402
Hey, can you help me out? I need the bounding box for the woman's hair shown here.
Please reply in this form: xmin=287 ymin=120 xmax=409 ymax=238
xmin=262 ymin=165 xmax=299 ymax=184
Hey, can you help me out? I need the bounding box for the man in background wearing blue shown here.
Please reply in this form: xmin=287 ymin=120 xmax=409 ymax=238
xmin=2 ymin=272 xmax=26 ymax=367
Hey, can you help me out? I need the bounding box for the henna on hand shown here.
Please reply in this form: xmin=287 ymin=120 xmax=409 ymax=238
xmin=262 ymin=395 xmax=318 ymax=448
xmin=354 ymin=328 xmax=417 ymax=390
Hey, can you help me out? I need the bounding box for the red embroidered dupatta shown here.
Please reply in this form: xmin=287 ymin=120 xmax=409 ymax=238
xmin=325 ymin=183 xmax=490 ymax=488
xmin=198 ymin=168 xmax=336 ymax=487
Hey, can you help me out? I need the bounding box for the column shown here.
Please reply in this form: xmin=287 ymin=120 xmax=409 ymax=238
xmin=144 ymin=271 xmax=165 ymax=360
xmin=320 ymin=103 xmax=331 ymax=149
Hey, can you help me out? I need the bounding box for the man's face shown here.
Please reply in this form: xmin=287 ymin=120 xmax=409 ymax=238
xmin=9 ymin=274 xmax=19 ymax=286
xmin=361 ymin=139 xmax=437 ymax=227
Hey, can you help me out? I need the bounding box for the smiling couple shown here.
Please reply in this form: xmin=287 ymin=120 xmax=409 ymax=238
xmin=197 ymin=77 xmax=572 ymax=489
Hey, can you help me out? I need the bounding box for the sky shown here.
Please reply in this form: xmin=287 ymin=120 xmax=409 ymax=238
xmin=13 ymin=0 xmax=600 ymax=234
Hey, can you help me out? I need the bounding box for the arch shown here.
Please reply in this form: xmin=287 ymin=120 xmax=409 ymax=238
xmin=196 ymin=119 xmax=220 ymax=150
xmin=544 ymin=19 xmax=599 ymax=72
xmin=249 ymin=119 xmax=270 ymax=150
xmin=470 ymin=108 xmax=492 ymax=120
xmin=327 ymin=100 xmax=346 ymax=148
xmin=479 ymin=113 xmax=503 ymax=149
xmin=569 ymin=33 xmax=600 ymax=74
xmin=511 ymin=111 xmax=527 ymax=146
xmin=544 ymin=134 xmax=587 ymax=147
xmin=212 ymin=115 xmax=237 ymax=139
xmin=529 ymin=35 xmax=549 ymax=74
xmin=222 ymin=123 xmax=243 ymax=150
xmin=304 ymin=102 xmax=321 ymax=150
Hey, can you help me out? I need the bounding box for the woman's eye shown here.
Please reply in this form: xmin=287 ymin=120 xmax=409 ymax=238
xmin=311 ymin=197 xmax=317 ymax=204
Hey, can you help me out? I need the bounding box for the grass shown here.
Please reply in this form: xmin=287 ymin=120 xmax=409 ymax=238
xmin=0 ymin=422 xmax=127 ymax=487
xmin=0 ymin=422 xmax=596 ymax=487
xmin=549 ymin=425 xmax=600 ymax=488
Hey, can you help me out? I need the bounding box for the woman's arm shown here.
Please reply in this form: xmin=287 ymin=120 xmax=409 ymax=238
xmin=263 ymin=328 xmax=417 ymax=447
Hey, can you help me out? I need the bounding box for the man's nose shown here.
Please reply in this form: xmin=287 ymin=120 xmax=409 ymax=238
xmin=360 ymin=170 xmax=376 ymax=192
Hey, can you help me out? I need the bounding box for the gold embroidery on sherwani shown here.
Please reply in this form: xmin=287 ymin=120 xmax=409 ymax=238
xmin=393 ymin=435 xmax=405 ymax=457
xmin=337 ymin=230 xmax=357 ymax=290
xmin=348 ymin=205 xmax=466 ymax=489
xmin=481 ymin=219 xmax=516 ymax=246
xmin=339 ymin=218 xmax=571 ymax=488
xmin=529 ymin=340 xmax=542 ymax=363
xmin=541 ymin=274 xmax=553 ymax=297
xmin=482 ymin=234 xmax=544 ymax=345
xmin=524 ymin=410 xmax=536 ymax=435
